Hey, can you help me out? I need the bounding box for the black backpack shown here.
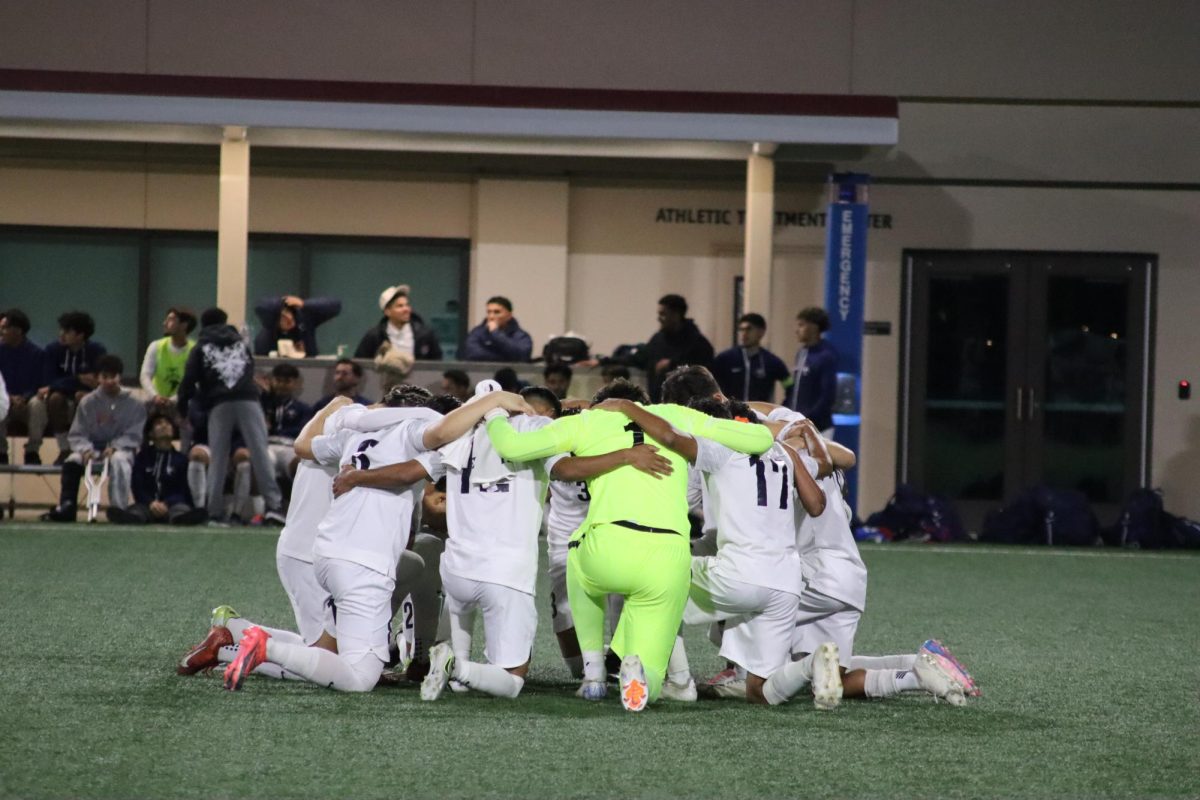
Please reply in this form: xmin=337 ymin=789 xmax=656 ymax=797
xmin=543 ymin=336 xmax=590 ymax=365
xmin=1103 ymin=488 xmax=1200 ymax=550
xmin=865 ymin=484 xmax=966 ymax=542
xmin=981 ymin=485 xmax=1100 ymax=546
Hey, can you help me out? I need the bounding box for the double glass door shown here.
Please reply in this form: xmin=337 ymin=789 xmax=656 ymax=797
xmin=902 ymin=251 xmax=1153 ymax=530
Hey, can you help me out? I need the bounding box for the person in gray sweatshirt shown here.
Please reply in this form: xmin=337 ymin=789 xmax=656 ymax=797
xmin=41 ymin=354 xmax=146 ymax=522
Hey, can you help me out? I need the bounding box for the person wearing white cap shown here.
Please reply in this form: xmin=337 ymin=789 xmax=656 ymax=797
xmin=353 ymin=284 xmax=443 ymax=362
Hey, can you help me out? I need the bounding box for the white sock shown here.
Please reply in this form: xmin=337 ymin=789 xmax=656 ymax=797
xmin=762 ymin=654 xmax=814 ymax=706
xmin=667 ymin=635 xmax=691 ymax=684
xmin=226 ymin=617 xmax=305 ymax=646
xmin=582 ymin=650 xmax=606 ymax=682
xmin=265 ymin=640 xmax=381 ymax=692
xmin=864 ymin=668 xmax=922 ymax=698
xmin=851 ymin=654 xmax=916 ymax=671
xmin=449 ymin=608 xmax=474 ymax=664
xmin=453 ymin=660 xmax=524 ymax=698
xmin=564 ymin=654 xmax=584 ymax=679
xmin=187 ymin=461 xmax=207 ymax=508
xmin=216 ymin=644 xmax=303 ymax=680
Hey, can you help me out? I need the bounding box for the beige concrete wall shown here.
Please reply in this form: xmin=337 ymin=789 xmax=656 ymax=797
xmin=472 ymin=178 xmax=570 ymax=349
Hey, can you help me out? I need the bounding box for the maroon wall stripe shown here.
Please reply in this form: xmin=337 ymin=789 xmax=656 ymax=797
xmin=0 ymin=68 xmax=897 ymax=119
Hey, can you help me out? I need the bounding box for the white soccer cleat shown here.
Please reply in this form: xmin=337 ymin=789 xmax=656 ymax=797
xmin=420 ymin=642 xmax=455 ymax=701
xmin=618 ymin=654 xmax=649 ymax=712
xmin=660 ymin=677 xmax=698 ymax=702
xmin=914 ymin=651 xmax=967 ymax=706
xmin=811 ymin=642 xmax=843 ymax=711
xmin=448 ymin=679 xmax=469 ymax=694
xmin=575 ymin=679 xmax=608 ymax=701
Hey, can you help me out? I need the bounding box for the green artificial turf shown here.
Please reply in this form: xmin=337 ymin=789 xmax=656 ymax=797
xmin=1 ymin=525 xmax=1197 ymax=799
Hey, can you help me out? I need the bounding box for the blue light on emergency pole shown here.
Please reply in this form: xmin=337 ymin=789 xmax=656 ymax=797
xmin=823 ymin=173 xmax=870 ymax=515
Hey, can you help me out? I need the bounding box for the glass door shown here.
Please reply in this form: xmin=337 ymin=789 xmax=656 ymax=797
xmin=903 ymin=251 xmax=1153 ymax=532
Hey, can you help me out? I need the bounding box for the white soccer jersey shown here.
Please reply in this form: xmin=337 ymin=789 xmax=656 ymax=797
xmin=275 ymin=405 xmax=359 ymax=563
xmin=797 ymin=471 xmax=868 ymax=611
xmin=545 ymin=453 xmax=590 ymax=549
xmin=310 ymin=410 xmax=440 ymax=579
xmin=442 ymin=415 xmax=552 ymax=595
xmin=694 ymin=437 xmax=806 ymax=596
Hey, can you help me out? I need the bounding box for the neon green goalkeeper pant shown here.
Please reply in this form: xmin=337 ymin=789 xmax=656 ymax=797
xmin=566 ymin=522 xmax=691 ymax=702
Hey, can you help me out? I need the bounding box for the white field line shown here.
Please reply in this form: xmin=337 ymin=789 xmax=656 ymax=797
xmin=859 ymin=544 xmax=1200 ymax=562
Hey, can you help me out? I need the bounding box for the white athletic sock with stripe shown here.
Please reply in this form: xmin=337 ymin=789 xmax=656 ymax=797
xmin=850 ymin=654 xmax=916 ymax=671
xmin=762 ymin=653 xmax=814 ymax=705
xmin=217 ymin=644 xmax=305 ymax=681
xmin=864 ymin=668 xmax=922 ymax=698
xmin=667 ymin=635 xmax=691 ymax=684
xmin=453 ymin=660 xmax=524 ymax=698
xmin=582 ymin=650 xmax=606 ymax=683
xmin=225 ymin=617 xmax=306 ymax=646
xmin=264 ymin=640 xmax=382 ymax=692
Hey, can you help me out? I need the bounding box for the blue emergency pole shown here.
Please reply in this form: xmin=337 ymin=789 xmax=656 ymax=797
xmin=822 ymin=173 xmax=870 ymax=515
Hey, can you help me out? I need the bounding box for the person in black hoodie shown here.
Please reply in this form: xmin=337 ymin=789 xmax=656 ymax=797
xmin=178 ymin=308 xmax=284 ymax=525
xmin=106 ymin=414 xmax=207 ymax=525
xmin=353 ymin=284 xmax=442 ymax=361
xmin=252 ymin=295 xmax=341 ymax=358
xmin=641 ymin=294 xmax=714 ymax=402
xmin=39 ymin=310 xmax=107 ymax=464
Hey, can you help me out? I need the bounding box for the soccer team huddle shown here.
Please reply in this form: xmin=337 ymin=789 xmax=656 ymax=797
xmin=177 ymin=364 xmax=979 ymax=711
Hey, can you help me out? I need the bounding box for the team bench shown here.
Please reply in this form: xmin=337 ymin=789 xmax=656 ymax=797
xmin=0 ymin=463 xmax=62 ymax=519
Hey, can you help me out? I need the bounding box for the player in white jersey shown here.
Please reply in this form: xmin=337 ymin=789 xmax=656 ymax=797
xmin=221 ymin=386 xmax=535 ymax=693
xmin=598 ymin=396 xmax=856 ymax=708
xmin=762 ymin=404 xmax=979 ymax=705
xmin=177 ymin=397 xmax=420 ymax=680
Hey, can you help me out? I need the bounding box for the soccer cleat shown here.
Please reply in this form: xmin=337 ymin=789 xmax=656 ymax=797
xmin=811 ymin=642 xmax=843 ymax=711
xmin=420 ymin=642 xmax=455 ymax=701
xmin=210 ymin=605 xmax=240 ymax=628
xmin=263 ymin=509 xmax=287 ymax=527
xmin=176 ymin=625 xmax=234 ymax=675
xmin=575 ymin=680 xmax=608 ymax=701
xmin=223 ymin=626 xmax=269 ymax=691
xmin=448 ymin=679 xmax=469 ymax=694
xmin=660 ymin=677 xmax=698 ymax=702
xmin=698 ymin=667 xmax=747 ymax=699
xmin=920 ymin=639 xmax=980 ymax=697
xmin=914 ymin=651 xmax=967 ymax=706
xmin=618 ymin=654 xmax=649 ymax=712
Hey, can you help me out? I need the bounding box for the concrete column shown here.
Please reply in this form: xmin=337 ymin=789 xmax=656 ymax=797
xmin=217 ymin=126 xmax=250 ymax=326
xmin=472 ymin=178 xmax=569 ymax=352
xmin=743 ymin=145 xmax=776 ymax=319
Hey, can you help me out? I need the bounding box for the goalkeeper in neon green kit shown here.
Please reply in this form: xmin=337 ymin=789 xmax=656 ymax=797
xmin=486 ymin=379 xmax=773 ymax=710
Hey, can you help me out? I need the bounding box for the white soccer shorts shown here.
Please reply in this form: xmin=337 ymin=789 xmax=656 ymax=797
xmin=314 ymin=556 xmax=395 ymax=663
xmin=685 ymin=556 xmax=801 ymax=679
xmin=275 ymin=551 xmax=334 ymax=645
xmin=791 ymin=589 xmax=861 ymax=668
xmin=441 ymin=569 xmax=537 ymax=669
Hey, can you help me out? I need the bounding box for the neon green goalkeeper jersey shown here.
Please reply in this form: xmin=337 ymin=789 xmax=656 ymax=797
xmin=486 ymin=403 xmax=772 ymax=536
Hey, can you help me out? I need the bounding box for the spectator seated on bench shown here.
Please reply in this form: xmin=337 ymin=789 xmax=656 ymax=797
xmin=106 ymin=413 xmax=206 ymax=526
xmin=41 ymin=355 xmax=143 ymax=522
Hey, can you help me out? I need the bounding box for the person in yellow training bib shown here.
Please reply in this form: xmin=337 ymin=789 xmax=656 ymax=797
xmin=485 ymin=378 xmax=773 ymax=711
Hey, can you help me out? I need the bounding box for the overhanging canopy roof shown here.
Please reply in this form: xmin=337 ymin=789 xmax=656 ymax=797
xmin=0 ymin=69 xmax=898 ymax=159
